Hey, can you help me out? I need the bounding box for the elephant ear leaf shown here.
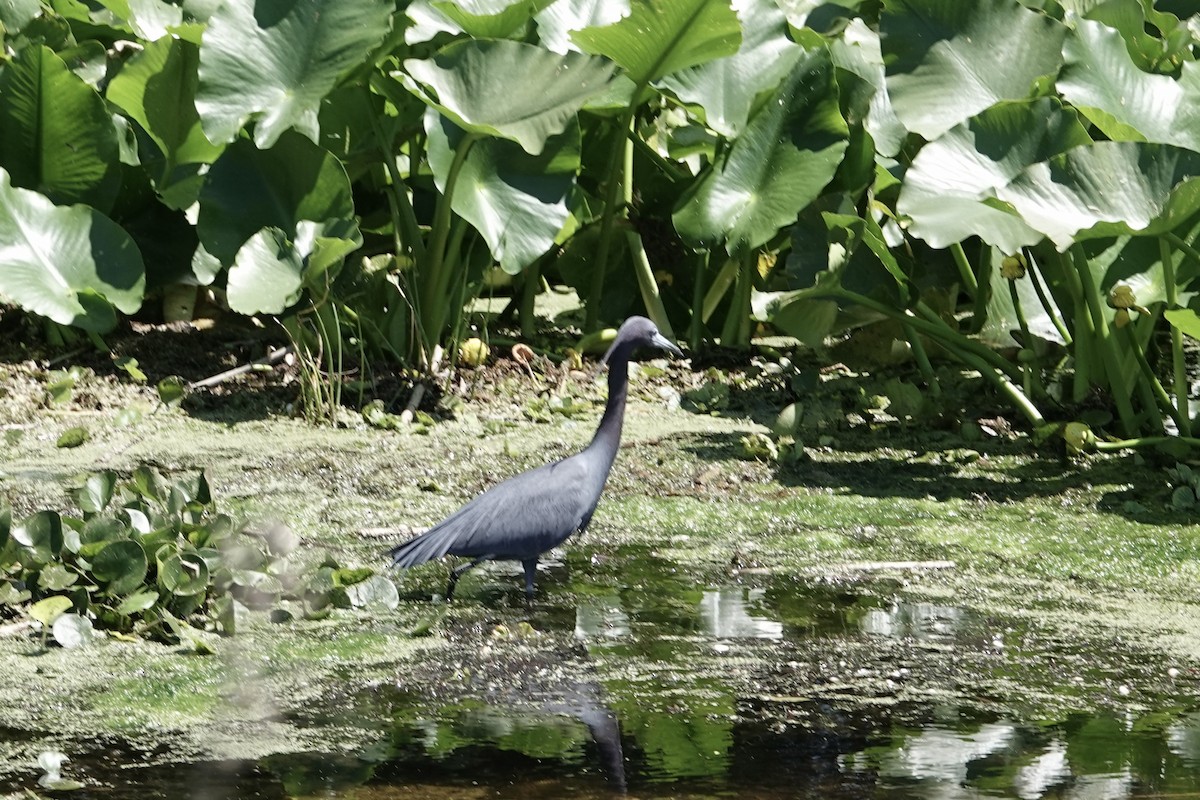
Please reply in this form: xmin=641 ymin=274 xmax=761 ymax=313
xmin=0 ymin=169 xmax=145 ymax=333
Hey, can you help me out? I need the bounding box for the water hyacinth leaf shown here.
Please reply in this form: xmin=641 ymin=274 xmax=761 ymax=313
xmin=658 ymin=0 xmax=803 ymax=138
xmin=344 ymin=574 xmax=400 ymax=610
xmin=673 ymin=47 xmax=849 ymax=253
xmin=880 ymin=0 xmax=1066 ymax=139
xmin=898 ymin=99 xmax=1092 ymax=251
xmin=196 ymin=0 xmax=394 ymax=148
xmin=1058 ymin=18 xmax=1200 ymax=153
xmin=74 ymin=470 xmax=118 ymax=514
xmin=13 ymin=511 xmax=64 ymax=564
xmin=535 ymin=0 xmax=629 ymax=54
xmin=38 ymin=564 xmax=79 ymax=591
xmin=426 ymin=111 xmax=578 ymax=273
xmin=404 ymin=39 xmax=616 ymax=155
xmin=106 ymin=37 xmax=223 ymax=172
xmin=156 ymin=376 xmax=185 ymax=406
xmin=0 ymin=44 xmax=122 ymax=210
xmin=52 ymin=613 xmax=96 ymax=649
xmin=996 ymin=142 xmax=1200 ymax=249
xmin=159 ymin=551 xmax=209 ymax=596
xmin=93 ymin=539 xmax=149 ymax=595
xmin=116 ymin=589 xmax=159 ymax=615
xmin=29 ymin=596 xmax=73 ymax=627
xmin=570 ymin=0 xmax=740 ymax=87
xmin=0 ymin=170 xmax=145 ymax=332
xmin=56 ymin=426 xmax=90 ymax=448
xmin=196 ymin=133 xmax=358 ymax=269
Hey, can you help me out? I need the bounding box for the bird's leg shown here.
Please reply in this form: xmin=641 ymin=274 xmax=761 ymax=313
xmin=445 ymin=555 xmax=491 ymax=600
xmin=522 ymin=559 xmax=538 ymax=605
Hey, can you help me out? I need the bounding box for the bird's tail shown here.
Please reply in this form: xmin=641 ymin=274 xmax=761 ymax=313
xmin=387 ymin=525 xmax=455 ymax=569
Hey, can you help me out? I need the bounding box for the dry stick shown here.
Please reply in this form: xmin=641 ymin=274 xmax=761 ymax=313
xmin=187 ymin=346 xmax=291 ymax=390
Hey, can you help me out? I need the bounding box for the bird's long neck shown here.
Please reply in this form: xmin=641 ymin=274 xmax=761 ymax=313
xmin=588 ymin=342 xmax=632 ymax=463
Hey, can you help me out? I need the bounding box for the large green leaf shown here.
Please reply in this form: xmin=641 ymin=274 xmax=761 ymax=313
xmin=12 ymin=511 xmax=63 ymax=566
xmin=570 ymin=0 xmax=740 ymax=87
xmin=828 ymin=19 xmax=905 ymax=158
xmin=673 ymin=47 xmax=848 ymax=253
xmin=404 ymin=39 xmax=616 ymax=156
xmin=426 ymin=110 xmax=579 ymax=274
xmin=1058 ymin=17 xmax=1200 ymax=153
xmin=107 ymin=37 xmax=223 ymax=170
xmin=196 ymin=132 xmax=358 ymax=269
xmin=196 ymin=0 xmax=394 ymax=148
xmin=657 ymin=0 xmax=804 ymax=138
xmin=0 ymin=169 xmax=145 ymax=332
xmin=92 ymin=539 xmax=148 ymax=596
xmin=898 ymin=99 xmax=1092 ymax=252
xmin=880 ymin=0 xmax=1066 ymax=139
xmin=225 ymin=220 xmax=360 ymax=313
xmin=0 ymin=44 xmax=121 ymax=210
xmin=535 ymin=0 xmax=629 ymax=54
xmin=997 ymin=142 xmax=1200 ymax=249
xmin=0 ymin=0 xmax=43 ymax=31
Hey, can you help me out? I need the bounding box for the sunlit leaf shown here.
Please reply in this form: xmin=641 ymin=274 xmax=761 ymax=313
xmin=52 ymin=613 xmax=96 ymax=649
xmin=1058 ymin=17 xmax=1200 ymax=153
xmin=0 ymin=44 xmax=121 ymax=209
xmin=658 ymin=0 xmax=804 ymax=138
xmin=0 ymin=169 xmax=145 ymax=333
xmin=571 ymin=0 xmax=740 ymax=87
xmin=404 ymin=39 xmax=616 ymax=156
xmin=196 ymin=0 xmax=394 ymax=148
xmin=880 ymin=0 xmax=1066 ymax=139
xmin=29 ymin=595 xmax=73 ymax=627
xmin=673 ymin=46 xmax=848 ymax=253
xmin=898 ymin=99 xmax=1091 ymax=251
xmin=426 ymin=111 xmax=579 ymax=273
xmin=997 ymin=142 xmax=1200 ymax=249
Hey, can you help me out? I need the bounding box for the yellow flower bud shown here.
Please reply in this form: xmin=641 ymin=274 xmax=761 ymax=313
xmin=457 ymin=338 xmax=489 ymax=367
xmin=1000 ymin=254 xmax=1026 ymax=280
xmin=1109 ymin=284 xmax=1136 ymax=309
xmin=1113 ymin=308 xmax=1131 ymax=328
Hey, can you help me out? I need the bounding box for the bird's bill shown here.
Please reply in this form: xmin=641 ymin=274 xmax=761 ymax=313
xmin=651 ymin=332 xmax=684 ymax=357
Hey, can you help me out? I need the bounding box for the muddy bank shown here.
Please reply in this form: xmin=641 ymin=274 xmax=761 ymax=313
xmin=2 ymin=355 xmax=1200 ymax=795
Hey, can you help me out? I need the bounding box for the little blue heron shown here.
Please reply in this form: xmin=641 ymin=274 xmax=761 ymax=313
xmin=388 ymin=316 xmax=683 ymax=601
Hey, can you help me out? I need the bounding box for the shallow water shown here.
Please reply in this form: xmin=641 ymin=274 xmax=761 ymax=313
xmin=5 ymin=547 xmax=1200 ymax=799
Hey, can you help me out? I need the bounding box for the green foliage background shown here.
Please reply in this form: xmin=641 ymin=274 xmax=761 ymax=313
xmin=2 ymin=0 xmax=1200 ymax=441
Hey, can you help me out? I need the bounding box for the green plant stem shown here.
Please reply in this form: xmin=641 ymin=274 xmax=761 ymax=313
xmin=365 ymin=99 xmax=425 ymax=265
xmin=625 ymin=229 xmax=675 ymax=340
xmin=1166 ymin=232 xmax=1200 ymax=272
xmin=969 ymin=248 xmax=991 ymax=333
xmin=903 ymin=322 xmax=940 ymax=398
xmin=913 ymin=301 xmax=1021 ymax=380
xmin=950 ymin=241 xmax=977 ymax=296
xmin=1160 ymin=238 xmax=1192 ymax=435
xmin=720 ymin=250 xmax=754 ymax=347
xmin=1008 ymin=279 xmax=1045 ymax=398
xmin=519 ymin=258 xmax=542 ymax=339
xmin=702 ymin=256 xmax=740 ymax=324
xmin=690 ymin=250 xmax=708 ymax=352
xmin=420 ymin=132 xmax=479 ymax=370
xmin=1072 ymin=245 xmax=1138 ymax=435
xmin=835 ymin=289 xmax=1043 ymax=424
xmin=1026 ymin=254 xmax=1072 ymax=346
xmin=1093 ymin=436 xmax=1200 ymax=452
xmin=585 ymin=108 xmax=637 ymax=331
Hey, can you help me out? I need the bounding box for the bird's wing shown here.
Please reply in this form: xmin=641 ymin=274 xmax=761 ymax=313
xmin=388 ymin=455 xmax=594 ymax=567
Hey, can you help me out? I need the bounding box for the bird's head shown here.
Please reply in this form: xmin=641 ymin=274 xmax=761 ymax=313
xmin=601 ymin=316 xmax=684 ymax=364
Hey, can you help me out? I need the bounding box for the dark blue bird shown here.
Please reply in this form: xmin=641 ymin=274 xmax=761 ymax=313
xmin=388 ymin=316 xmax=683 ymax=601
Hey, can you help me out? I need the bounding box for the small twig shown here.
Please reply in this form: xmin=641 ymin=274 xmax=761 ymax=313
xmin=188 ymin=346 xmax=291 ymax=390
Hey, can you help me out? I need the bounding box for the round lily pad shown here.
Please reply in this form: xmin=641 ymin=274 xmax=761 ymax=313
xmin=158 ymin=551 xmax=209 ymax=596
xmin=92 ymin=539 xmax=148 ymax=596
